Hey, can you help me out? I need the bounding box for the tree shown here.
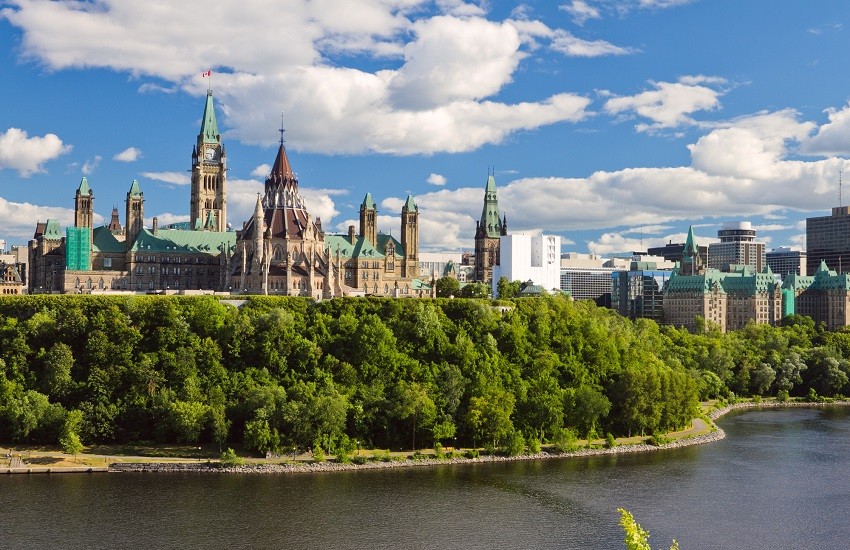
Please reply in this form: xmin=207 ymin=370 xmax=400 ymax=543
xmin=496 ymin=277 xmax=522 ymax=299
xmin=565 ymin=385 xmax=610 ymax=438
xmin=41 ymin=342 xmax=74 ymax=397
xmin=466 ymin=387 xmax=515 ymax=450
xmin=435 ymin=277 xmax=460 ymax=298
xmin=458 ymin=282 xmax=490 ymax=298
xmin=60 ymin=431 xmax=83 ymax=463
xmin=392 ymin=381 xmax=436 ymax=451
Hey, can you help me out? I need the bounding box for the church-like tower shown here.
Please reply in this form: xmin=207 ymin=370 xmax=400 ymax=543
xmin=74 ymin=177 xmax=94 ymax=229
xmin=474 ymin=173 xmax=507 ymax=284
xmin=681 ymin=225 xmax=704 ymax=276
xmin=190 ymin=91 xmax=226 ymax=231
xmin=360 ymin=193 xmax=378 ymax=244
xmin=125 ymin=179 xmax=144 ymax=250
xmin=401 ymin=195 xmax=418 ymax=278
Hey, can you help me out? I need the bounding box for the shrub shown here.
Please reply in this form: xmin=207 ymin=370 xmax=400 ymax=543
xmin=526 ymin=436 xmax=541 ymax=454
xmin=605 ymin=433 xmax=617 ymax=449
xmin=464 ymin=449 xmax=479 ymax=459
xmin=219 ymin=448 xmax=244 ymax=467
xmin=552 ymin=428 xmax=579 ymax=453
xmin=776 ymin=390 xmax=789 ymax=403
xmin=312 ymin=445 xmax=325 ymax=463
xmin=373 ymin=449 xmax=392 ymax=462
xmin=503 ymin=430 xmax=526 ymax=456
xmin=351 ymin=455 xmax=368 ymax=465
xmin=433 ymin=442 xmax=445 ymax=459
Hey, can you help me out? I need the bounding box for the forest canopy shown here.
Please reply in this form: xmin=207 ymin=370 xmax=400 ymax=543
xmin=0 ymin=295 xmax=842 ymax=454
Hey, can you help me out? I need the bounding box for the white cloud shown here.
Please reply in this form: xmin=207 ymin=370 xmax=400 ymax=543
xmin=146 ymin=213 xmax=189 ymax=227
xmin=559 ymin=1 xmax=601 ymax=25
xmin=141 ymin=171 xmax=190 ymax=186
xmin=3 ymin=2 xmax=591 ymax=155
xmin=225 ymin=177 xmax=343 ymax=230
xmin=427 ymin=173 xmax=447 ymax=186
xmin=81 ymin=155 xmax=102 ymax=175
xmin=802 ymin=103 xmax=850 ymax=156
xmin=604 ymin=77 xmax=724 ymax=132
xmin=250 ymin=164 xmax=271 ymax=177
xmin=113 ymin=147 xmax=141 ymax=162
xmin=0 ymin=127 xmax=71 ymax=177
xmin=0 ymin=195 xmax=103 ymax=238
xmin=623 ymin=224 xmax=673 ymax=235
xmin=550 ymin=31 xmax=637 ymax=57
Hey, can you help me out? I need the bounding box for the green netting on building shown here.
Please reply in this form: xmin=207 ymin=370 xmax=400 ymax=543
xmin=66 ymin=227 xmax=91 ymax=271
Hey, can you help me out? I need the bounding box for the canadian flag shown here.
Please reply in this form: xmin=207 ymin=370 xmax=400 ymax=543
xmin=202 ymin=70 xmax=211 ymax=77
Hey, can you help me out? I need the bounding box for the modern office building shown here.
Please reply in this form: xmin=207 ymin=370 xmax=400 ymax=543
xmin=419 ymin=252 xmax=462 ymax=279
xmin=707 ymin=221 xmax=766 ymax=272
xmin=766 ymin=247 xmax=806 ymax=278
xmin=492 ymin=234 xmax=561 ymax=297
xmin=806 ymin=206 xmax=850 ymax=276
xmin=611 ymin=259 xmax=675 ymax=321
xmin=647 ymin=240 xmax=708 ymax=266
xmin=558 ymin=253 xmax=627 ymax=305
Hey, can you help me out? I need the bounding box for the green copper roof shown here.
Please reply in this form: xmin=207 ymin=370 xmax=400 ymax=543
xmin=91 ymin=226 xmax=124 ymax=253
xmin=684 ymin=225 xmax=698 ymax=257
xmin=200 ymin=92 xmax=219 ymax=144
xmin=204 ymin=210 xmax=217 ymax=230
xmin=44 ymin=219 xmax=62 ymax=239
xmin=131 ymin=228 xmax=235 ymax=255
xmin=325 ymin=233 xmax=404 ymax=259
xmin=404 ymin=195 xmax=417 ymax=211
xmin=77 ymin=177 xmax=91 ymax=196
xmin=128 ymin=179 xmax=142 ymax=197
xmin=479 ymin=174 xmax=503 ymax=238
xmin=361 ymin=193 xmax=376 ymax=210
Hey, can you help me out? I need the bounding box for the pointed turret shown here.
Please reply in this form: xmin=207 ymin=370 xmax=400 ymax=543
xmin=404 ymin=194 xmax=417 ymax=212
xmin=684 ymin=225 xmax=698 ymax=258
xmin=200 ymin=91 xmax=219 ymax=144
xmin=681 ymin=225 xmax=703 ymax=276
xmin=77 ymin=177 xmax=91 ymax=196
xmin=475 ymin=172 xmax=505 ymax=284
xmin=360 ymin=193 xmax=377 ymax=244
xmin=129 ymin=179 xmax=142 ymax=197
xmin=125 ymin=179 xmax=144 ymax=249
xmin=270 ymin=142 xmax=296 ymax=184
xmin=401 ymin=195 xmax=419 ymax=274
xmin=74 ymin=177 xmax=94 ymax=229
xmin=479 ymin=175 xmax=503 ymax=238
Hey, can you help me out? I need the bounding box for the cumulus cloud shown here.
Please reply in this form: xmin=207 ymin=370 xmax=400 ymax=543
xmin=145 ymin=213 xmax=189 ymax=227
xmin=225 ymin=177 xmax=344 ymax=230
xmin=141 ymin=171 xmax=191 ymax=186
xmin=604 ymin=77 xmax=724 ymax=132
xmin=550 ymin=31 xmax=637 ymax=57
xmin=250 ymin=164 xmax=271 ymax=178
xmin=2 ymin=1 xmax=592 ymax=155
xmin=0 ymin=127 xmax=71 ymax=177
xmin=0 ymin=195 xmax=101 ymax=238
xmin=802 ymin=103 xmax=850 ymax=156
xmin=113 ymin=147 xmax=141 ymax=162
xmin=377 ymin=108 xmax=850 ymax=251
xmin=427 ymin=173 xmax=447 ymax=186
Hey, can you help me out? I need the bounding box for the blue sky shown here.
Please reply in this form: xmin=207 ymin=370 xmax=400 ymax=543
xmin=2 ymin=0 xmax=850 ymax=255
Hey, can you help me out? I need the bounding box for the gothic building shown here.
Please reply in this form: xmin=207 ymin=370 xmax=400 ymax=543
xmin=474 ymin=173 xmax=507 ymax=284
xmin=230 ymin=134 xmax=427 ymax=298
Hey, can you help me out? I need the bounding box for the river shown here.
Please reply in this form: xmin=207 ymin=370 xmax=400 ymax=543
xmin=3 ymin=407 xmax=849 ymax=549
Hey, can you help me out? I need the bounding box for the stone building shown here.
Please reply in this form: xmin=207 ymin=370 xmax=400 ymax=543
xmin=783 ymin=261 xmax=850 ymax=330
xmin=474 ymin=173 xmax=507 ymax=284
xmin=231 ymin=135 xmax=427 ymax=297
xmin=663 ymin=227 xmax=782 ymax=332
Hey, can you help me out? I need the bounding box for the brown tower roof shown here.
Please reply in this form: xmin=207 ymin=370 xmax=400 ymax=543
xmin=269 ymin=143 xmax=297 ymax=188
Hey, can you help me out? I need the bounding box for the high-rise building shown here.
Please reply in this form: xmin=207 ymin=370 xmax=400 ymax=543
xmin=806 ymin=206 xmax=850 ymax=275
xmin=708 ymin=221 xmax=766 ymax=272
xmin=611 ymin=259 xmax=675 ymax=321
xmin=492 ymin=234 xmax=561 ymax=297
xmin=766 ymin=247 xmax=806 ymax=278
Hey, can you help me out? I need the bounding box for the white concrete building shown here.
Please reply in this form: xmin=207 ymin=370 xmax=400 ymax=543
xmin=419 ymin=251 xmax=463 ymax=279
xmin=492 ymin=234 xmax=561 ymax=296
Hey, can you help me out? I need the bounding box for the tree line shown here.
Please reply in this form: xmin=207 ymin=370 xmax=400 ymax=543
xmin=0 ymin=294 xmax=843 ymax=455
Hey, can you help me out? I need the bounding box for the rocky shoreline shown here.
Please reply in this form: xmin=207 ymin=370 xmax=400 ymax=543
xmin=109 ymin=400 xmax=850 ymax=475
xmin=110 ymin=423 xmax=727 ymax=475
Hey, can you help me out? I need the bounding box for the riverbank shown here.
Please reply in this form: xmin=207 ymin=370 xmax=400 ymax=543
xmin=6 ymin=400 xmax=848 ymax=476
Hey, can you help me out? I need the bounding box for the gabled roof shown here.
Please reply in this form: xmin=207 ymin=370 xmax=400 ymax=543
xmin=325 ymin=233 xmax=405 ymax=259
xmin=91 ymin=226 xmax=124 ymax=253
xmin=43 ymin=219 xmax=62 ymax=239
xmin=200 ymin=91 xmax=219 ymax=144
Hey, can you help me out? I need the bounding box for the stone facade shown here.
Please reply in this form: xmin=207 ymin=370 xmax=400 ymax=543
xmin=474 ymin=173 xmax=507 ymax=284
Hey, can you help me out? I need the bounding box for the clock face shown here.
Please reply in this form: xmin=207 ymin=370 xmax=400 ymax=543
xmin=204 ymin=147 xmax=216 ymax=161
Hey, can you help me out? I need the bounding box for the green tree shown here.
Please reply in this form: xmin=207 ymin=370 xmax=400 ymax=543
xmin=392 ymin=381 xmax=437 ymax=451
xmin=565 ymin=385 xmax=611 ymax=438
xmin=496 ymin=277 xmax=522 ymax=299
xmin=458 ymin=282 xmax=490 ymax=298
xmin=41 ymin=342 xmax=74 ymax=397
xmin=435 ymin=277 xmax=460 ymax=298
xmin=466 ymin=387 xmax=515 ymax=449
xmin=60 ymin=432 xmax=84 ymax=463
xmin=618 ymin=508 xmax=679 ymax=550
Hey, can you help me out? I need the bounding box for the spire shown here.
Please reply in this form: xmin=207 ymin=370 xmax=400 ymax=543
xmin=479 ymin=173 xmax=502 ymax=238
xmin=403 ymin=194 xmax=417 ymax=212
xmin=254 ymin=193 xmax=263 ymax=220
xmin=684 ymin=225 xmax=698 ymax=257
xmin=362 ymin=193 xmax=376 ymax=210
xmin=77 ymin=177 xmax=91 ymax=196
xmin=200 ymin=91 xmax=219 ymax=144
xmin=129 ymin=179 xmax=142 ymax=197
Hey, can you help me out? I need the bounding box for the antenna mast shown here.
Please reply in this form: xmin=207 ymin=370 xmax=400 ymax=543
xmin=841 ymin=170 xmax=843 ymax=208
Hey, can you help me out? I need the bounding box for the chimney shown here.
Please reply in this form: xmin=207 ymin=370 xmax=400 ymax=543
xmin=348 ymin=225 xmax=356 ymax=244
xmin=152 ymin=217 xmax=159 ymax=235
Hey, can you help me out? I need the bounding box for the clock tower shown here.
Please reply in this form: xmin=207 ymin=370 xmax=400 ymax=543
xmin=190 ymin=91 xmax=227 ymax=231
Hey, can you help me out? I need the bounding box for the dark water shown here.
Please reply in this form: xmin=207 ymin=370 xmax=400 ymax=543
xmin=3 ymin=408 xmax=850 ymax=549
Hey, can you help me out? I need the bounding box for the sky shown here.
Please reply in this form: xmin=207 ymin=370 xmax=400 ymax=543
xmin=2 ymin=0 xmax=850 ymax=256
